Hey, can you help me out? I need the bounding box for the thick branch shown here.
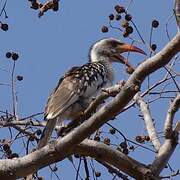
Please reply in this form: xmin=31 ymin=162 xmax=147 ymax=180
xmin=151 ymin=138 xmax=178 ymax=176
xmin=0 ymin=119 xmax=46 ymax=127
xmin=151 ymin=94 xmax=180 ymax=175
xmin=0 ymin=32 xmax=179 ymax=179
xmin=0 ymin=139 xmax=154 ymax=179
xmin=135 ymin=93 xmax=161 ymax=151
xmin=164 ymin=93 xmax=180 ymax=137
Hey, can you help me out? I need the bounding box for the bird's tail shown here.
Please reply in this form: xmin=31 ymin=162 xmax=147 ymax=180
xmin=38 ymin=118 xmax=57 ymax=149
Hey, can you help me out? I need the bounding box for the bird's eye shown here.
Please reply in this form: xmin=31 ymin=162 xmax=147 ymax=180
xmin=111 ymin=41 xmax=118 ymax=48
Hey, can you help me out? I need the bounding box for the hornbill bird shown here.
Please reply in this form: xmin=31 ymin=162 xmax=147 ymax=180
xmin=38 ymin=38 xmax=146 ymax=149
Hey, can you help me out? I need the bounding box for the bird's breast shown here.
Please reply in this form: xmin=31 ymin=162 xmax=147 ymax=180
xmin=74 ymin=62 xmax=112 ymax=98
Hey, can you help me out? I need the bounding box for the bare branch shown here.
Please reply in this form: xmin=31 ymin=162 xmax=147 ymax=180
xmin=0 ymin=139 xmax=155 ymax=179
xmin=164 ymin=93 xmax=180 ymax=137
xmin=134 ymin=93 xmax=161 ymax=151
xmin=75 ymin=140 xmax=155 ymax=179
xmin=151 ymin=138 xmax=178 ymax=176
xmin=151 ymin=94 xmax=180 ymax=175
xmin=0 ymin=119 xmax=46 ymax=127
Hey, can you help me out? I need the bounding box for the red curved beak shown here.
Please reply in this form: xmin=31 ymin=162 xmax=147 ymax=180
xmin=113 ymin=43 xmax=146 ymax=66
xmin=118 ymin=43 xmax=146 ymax=55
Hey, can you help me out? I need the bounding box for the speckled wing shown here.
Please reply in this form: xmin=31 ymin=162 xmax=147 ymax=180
xmin=44 ymin=62 xmax=110 ymax=120
xmin=44 ymin=67 xmax=80 ymax=120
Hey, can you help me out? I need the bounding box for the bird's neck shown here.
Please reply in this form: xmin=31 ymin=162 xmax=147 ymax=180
xmin=90 ymin=50 xmax=110 ymax=63
xmin=90 ymin=54 xmax=114 ymax=83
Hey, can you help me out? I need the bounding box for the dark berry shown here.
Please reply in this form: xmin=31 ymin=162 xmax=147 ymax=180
xmin=6 ymin=52 xmax=12 ymax=58
xmin=74 ymin=154 xmax=80 ymax=158
xmin=135 ymin=136 xmax=145 ymax=143
xmin=94 ymin=136 xmax=100 ymax=141
xmin=12 ymin=53 xmax=19 ymax=61
xmin=125 ymin=14 xmax=132 ymax=21
xmin=109 ymin=128 xmax=116 ymax=134
xmin=103 ymin=138 xmax=110 ymax=145
xmin=16 ymin=76 xmax=23 ymax=81
xmin=1 ymin=23 xmax=8 ymax=31
xmin=115 ymin=14 xmax=121 ymax=21
xmin=114 ymin=5 xmax=125 ymax=14
xmin=120 ymin=141 xmax=127 ymax=149
xmin=126 ymin=26 xmax=133 ymax=34
xmin=52 ymin=0 xmax=59 ymax=11
xmin=129 ymin=145 xmax=135 ymax=151
xmin=121 ymin=20 xmax=129 ymax=28
xmin=3 ymin=143 xmax=10 ymax=151
xmin=101 ymin=26 xmax=108 ymax=33
xmin=109 ymin=14 xmax=114 ymax=21
xmin=122 ymin=148 xmax=129 ymax=155
xmin=151 ymin=44 xmax=157 ymax=51
xmin=36 ymin=129 xmax=42 ymax=136
xmin=152 ymin=19 xmax=159 ymax=28
xmin=95 ymin=171 xmax=101 ymax=177
xmin=145 ymin=136 xmax=150 ymax=141
xmin=123 ymin=31 xmax=129 ymax=38
xmin=126 ymin=66 xmax=134 ymax=74
xmin=52 ymin=166 xmax=58 ymax=172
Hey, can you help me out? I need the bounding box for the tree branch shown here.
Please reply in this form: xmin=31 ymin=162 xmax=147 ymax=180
xmin=0 ymin=139 xmax=155 ymax=179
xmin=134 ymin=93 xmax=161 ymax=151
xmin=151 ymin=94 xmax=180 ymax=175
xmin=164 ymin=93 xmax=180 ymax=137
xmin=0 ymin=32 xmax=179 ymax=179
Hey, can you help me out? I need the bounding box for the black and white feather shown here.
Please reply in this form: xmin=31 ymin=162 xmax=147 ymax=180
xmin=38 ymin=38 xmax=146 ymax=148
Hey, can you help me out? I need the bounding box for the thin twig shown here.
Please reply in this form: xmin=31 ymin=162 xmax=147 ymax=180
xmin=83 ymin=157 xmax=90 ymax=180
xmin=11 ymin=61 xmax=17 ymax=118
xmin=75 ymin=158 xmax=82 ymax=180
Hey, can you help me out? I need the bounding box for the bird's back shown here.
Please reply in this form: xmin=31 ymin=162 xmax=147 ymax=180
xmin=44 ymin=61 xmax=113 ymax=121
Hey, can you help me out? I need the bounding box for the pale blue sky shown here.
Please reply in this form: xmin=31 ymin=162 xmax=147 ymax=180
xmin=0 ymin=0 xmax=179 ymax=179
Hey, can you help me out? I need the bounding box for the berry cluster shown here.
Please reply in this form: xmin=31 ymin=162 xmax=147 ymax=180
xmin=6 ymin=51 xmax=19 ymax=61
xmin=135 ymin=135 xmax=150 ymax=143
xmin=117 ymin=141 xmax=129 ymax=155
xmin=101 ymin=4 xmax=134 ymax=38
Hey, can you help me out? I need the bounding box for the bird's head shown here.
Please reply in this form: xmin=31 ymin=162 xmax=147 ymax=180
xmin=90 ymin=38 xmax=146 ymax=63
